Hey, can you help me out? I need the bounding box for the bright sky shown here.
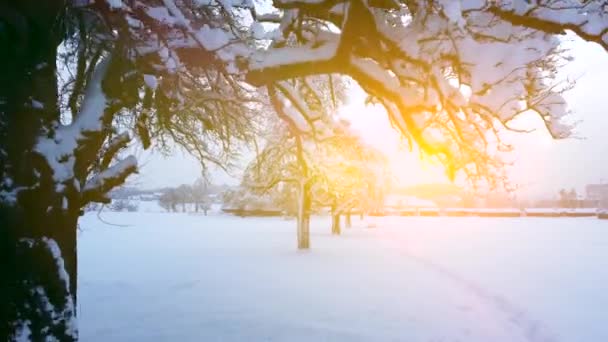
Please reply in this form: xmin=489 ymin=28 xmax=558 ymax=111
xmin=137 ymin=36 xmax=608 ymax=199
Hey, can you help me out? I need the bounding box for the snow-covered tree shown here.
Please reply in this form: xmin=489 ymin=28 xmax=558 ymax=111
xmin=191 ymin=178 xmax=212 ymax=215
xmin=243 ymin=121 xmax=313 ymax=247
xmin=158 ymin=189 xmax=178 ymax=212
xmin=174 ymin=184 xmax=192 ymax=212
xmin=2 ymin=0 xmax=607 ymax=339
xmin=108 ymin=198 xmax=139 ymax=212
xmin=312 ymin=126 xmax=389 ymax=234
xmin=0 ymin=1 xmax=258 ymax=339
xmin=221 ymin=186 xmax=280 ymax=214
xmin=243 ymin=73 xmax=346 ymax=248
xmin=157 ymin=182 xmax=213 ymax=213
xmin=246 ymin=0 xmax=594 ymax=186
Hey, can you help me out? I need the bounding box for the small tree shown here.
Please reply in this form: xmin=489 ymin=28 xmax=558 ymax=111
xmin=243 ymin=76 xmax=346 ymax=248
xmin=192 ymin=179 xmax=212 ymax=215
xmin=312 ymin=126 xmax=389 ymax=234
xmin=158 ymin=189 xmax=180 ymax=213
xmin=175 ymin=185 xmax=192 ymax=212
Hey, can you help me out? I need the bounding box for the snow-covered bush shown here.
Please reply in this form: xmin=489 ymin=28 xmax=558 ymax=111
xmin=222 ymin=188 xmax=280 ymax=212
xmin=108 ymin=199 xmax=139 ymax=212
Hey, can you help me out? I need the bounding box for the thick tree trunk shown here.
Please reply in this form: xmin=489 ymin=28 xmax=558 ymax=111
xmin=1 ymin=205 xmax=79 ymax=341
xmin=345 ymin=211 xmax=352 ymax=228
xmin=0 ymin=1 xmax=79 ymax=340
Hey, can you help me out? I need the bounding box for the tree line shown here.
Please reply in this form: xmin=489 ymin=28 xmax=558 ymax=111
xmin=158 ymin=180 xmax=213 ymax=214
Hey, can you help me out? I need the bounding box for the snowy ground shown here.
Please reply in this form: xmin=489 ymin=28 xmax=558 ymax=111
xmin=78 ymin=208 xmax=608 ymax=341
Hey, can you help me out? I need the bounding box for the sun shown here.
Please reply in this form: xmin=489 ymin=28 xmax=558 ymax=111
xmin=340 ymin=91 xmax=449 ymax=187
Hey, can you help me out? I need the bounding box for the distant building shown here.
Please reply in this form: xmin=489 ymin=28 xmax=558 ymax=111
xmin=586 ymin=184 xmax=608 ymax=200
xmin=585 ymin=183 xmax=608 ymax=207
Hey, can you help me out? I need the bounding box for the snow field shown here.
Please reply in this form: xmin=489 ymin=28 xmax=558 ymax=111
xmin=78 ymin=212 xmax=608 ymax=341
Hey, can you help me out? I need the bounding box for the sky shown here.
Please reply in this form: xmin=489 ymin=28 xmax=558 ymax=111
xmin=135 ymin=36 xmax=608 ymax=199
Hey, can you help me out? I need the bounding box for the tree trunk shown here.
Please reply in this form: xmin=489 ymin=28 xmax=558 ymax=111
xmin=1 ymin=204 xmax=79 ymax=341
xmin=331 ymin=213 xmax=341 ymax=235
xmin=296 ymin=181 xmax=310 ymax=249
xmin=345 ymin=210 xmax=352 ymax=228
xmin=0 ymin=2 xmax=79 ymax=339
xmin=331 ymin=200 xmax=341 ymax=235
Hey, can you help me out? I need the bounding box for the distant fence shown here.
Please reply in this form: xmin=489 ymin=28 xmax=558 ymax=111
xmin=370 ymin=208 xmax=605 ymax=218
xmin=222 ymin=207 xmax=608 ymax=219
xmin=221 ymin=209 xmax=283 ymax=217
xmin=221 ymin=208 xmax=364 ymax=217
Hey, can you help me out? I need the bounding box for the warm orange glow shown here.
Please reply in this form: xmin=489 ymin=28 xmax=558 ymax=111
xmin=341 ymin=95 xmax=449 ymax=188
xmin=340 ymin=88 xmax=558 ymax=194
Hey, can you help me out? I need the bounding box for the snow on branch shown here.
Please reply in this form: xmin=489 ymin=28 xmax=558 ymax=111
xmin=255 ymin=12 xmax=282 ymax=23
xmin=144 ymin=0 xmax=247 ymax=71
xmin=41 ymin=238 xmax=72 ymax=296
xmin=100 ymin=132 xmax=131 ymax=170
xmin=82 ymin=155 xmax=138 ymax=203
xmin=247 ymin=37 xmax=341 ymax=85
xmin=488 ymin=1 xmax=608 ymax=50
xmin=36 ymin=56 xmax=112 ymax=184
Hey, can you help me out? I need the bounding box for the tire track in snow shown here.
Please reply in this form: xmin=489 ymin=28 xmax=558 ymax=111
xmin=400 ymin=250 xmax=560 ymax=342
